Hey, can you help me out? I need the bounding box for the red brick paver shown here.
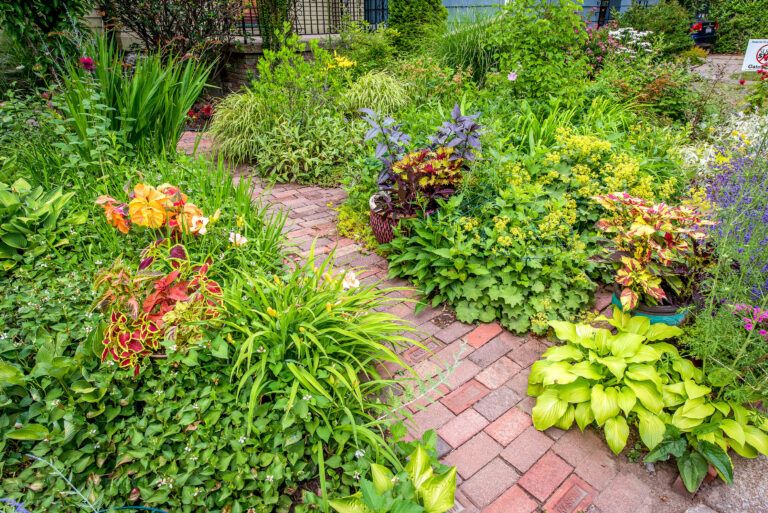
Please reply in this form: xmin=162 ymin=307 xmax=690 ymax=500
xmin=517 ymin=451 xmax=573 ymax=502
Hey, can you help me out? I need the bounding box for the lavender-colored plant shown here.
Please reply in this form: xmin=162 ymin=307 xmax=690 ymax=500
xmin=429 ymin=104 xmax=482 ymax=162
xmin=0 ymin=499 xmax=32 ymax=513
xmin=360 ymin=108 xmax=411 ymax=189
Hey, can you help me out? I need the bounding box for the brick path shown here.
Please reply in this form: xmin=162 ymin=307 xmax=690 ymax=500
xmin=178 ymin=133 xmax=755 ymax=513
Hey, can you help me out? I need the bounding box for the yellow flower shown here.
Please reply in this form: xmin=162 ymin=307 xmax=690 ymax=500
xmin=236 ymin=215 xmax=245 ymax=228
xmin=267 ymin=307 xmax=278 ymax=318
xmin=329 ymin=52 xmax=355 ymax=69
xmin=299 ymin=326 xmax=305 ymax=333
xmin=129 ymin=184 xmax=170 ymax=228
xmin=325 ymin=302 xmax=332 ymax=313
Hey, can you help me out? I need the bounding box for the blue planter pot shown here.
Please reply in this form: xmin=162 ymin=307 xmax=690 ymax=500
xmin=611 ymin=292 xmax=687 ymax=326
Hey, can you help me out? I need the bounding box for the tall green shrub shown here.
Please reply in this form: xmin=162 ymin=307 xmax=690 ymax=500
xmin=388 ymin=0 xmax=448 ymax=51
xmin=58 ymin=36 xmax=210 ymax=158
xmin=709 ymin=0 xmax=768 ymax=54
xmin=616 ymin=0 xmax=694 ymax=55
xmin=484 ymin=0 xmax=590 ymax=99
xmin=0 ymin=0 xmax=92 ymax=80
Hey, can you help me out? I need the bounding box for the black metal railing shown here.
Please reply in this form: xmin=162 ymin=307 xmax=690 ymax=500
xmin=238 ymin=0 xmax=387 ymax=39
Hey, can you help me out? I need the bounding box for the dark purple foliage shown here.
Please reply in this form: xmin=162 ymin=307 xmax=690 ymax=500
xmin=429 ymin=104 xmax=482 ymax=162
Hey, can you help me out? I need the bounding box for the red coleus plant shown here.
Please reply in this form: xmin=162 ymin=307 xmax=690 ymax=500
xmin=95 ymin=243 xmax=222 ymax=375
xmin=594 ymin=192 xmax=712 ymax=311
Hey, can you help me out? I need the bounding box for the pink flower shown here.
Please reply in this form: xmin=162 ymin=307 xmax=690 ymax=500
xmin=507 ymin=71 xmax=518 ymax=81
xmin=79 ymin=56 xmax=95 ymax=72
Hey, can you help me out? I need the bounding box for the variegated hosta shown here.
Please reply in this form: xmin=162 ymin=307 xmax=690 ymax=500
xmin=594 ymin=192 xmax=712 ymax=311
xmin=528 ymin=308 xmax=768 ymax=470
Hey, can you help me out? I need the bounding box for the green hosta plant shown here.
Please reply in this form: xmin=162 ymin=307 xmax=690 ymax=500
xmin=329 ymin=444 xmax=456 ymax=513
xmin=528 ymin=308 xmax=768 ymax=491
xmin=0 ymin=178 xmax=82 ymax=272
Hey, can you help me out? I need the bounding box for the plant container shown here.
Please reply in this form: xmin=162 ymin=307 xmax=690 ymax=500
xmin=369 ymin=208 xmax=398 ymax=244
xmin=611 ymin=285 xmax=687 ymax=326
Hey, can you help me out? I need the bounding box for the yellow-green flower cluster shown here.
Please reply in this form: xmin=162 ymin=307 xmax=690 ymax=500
xmin=459 ymin=216 xmax=480 ymax=232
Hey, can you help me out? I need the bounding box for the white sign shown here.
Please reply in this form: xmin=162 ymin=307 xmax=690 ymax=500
xmin=742 ymin=39 xmax=768 ymax=72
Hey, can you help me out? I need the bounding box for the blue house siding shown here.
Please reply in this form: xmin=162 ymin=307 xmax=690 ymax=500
xmin=442 ymin=0 xmax=659 ymax=23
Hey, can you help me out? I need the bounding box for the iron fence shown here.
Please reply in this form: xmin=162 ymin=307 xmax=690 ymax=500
xmin=238 ymin=0 xmax=387 ymax=39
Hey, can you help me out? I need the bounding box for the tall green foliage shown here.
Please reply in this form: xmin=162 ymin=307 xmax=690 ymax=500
xmin=616 ymin=0 xmax=694 ymax=55
xmin=709 ymin=0 xmax=768 ymax=53
xmin=58 ymin=36 xmax=210 ymax=158
xmin=484 ymin=0 xmax=590 ymax=99
xmin=0 ymin=0 xmax=92 ymax=81
xmin=388 ymin=0 xmax=448 ymax=51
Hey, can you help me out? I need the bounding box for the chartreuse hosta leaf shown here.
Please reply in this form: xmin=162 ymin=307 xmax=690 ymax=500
xmin=540 ymin=361 xmax=578 ymax=386
xmin=683 ymin=380 xmax=711 ymax=400
xmin=328 ymin=495 xmax=372 ymax=513
xmin=420 ymin=466 xmax=456 ymax=513
xmin=622 ymin=379 xmax=664 ymax=414
xmin=542 ymin=344 xmax=584 ymax=362
xmin=719 ymin=419 xmax=746 ymax=446
xmin=575 ymin=401 xmax=595 ymax=431
xmin=617 ymin=387 xmax=637 ymax=416
xmin=555 ymin=378 xmax=591 ymax=404
xmin=555 ymin=405 xmax=576 ymax=430
xmin=406 ymin=445 xmax=433 ymax=491
xmin=371 ymin=463 xmax=395 ymax=494
xmin=532 ymin=389 xmax=569 ymax=430
xmin=595 ymin=355 xmax=627 ymax=380
xmin=591 ymin=385 xmax=620 ymax=426
xmin=743 ymin=426 xmax=768 ymax=455
xmin=644 ymin=323 xmax=683 ymax=341
xmin=609 ymin=332 xmax=644 ymax=358
xmin=636 ymin=408 xmax=666 ymax=450
xmin=604 ymin=415 xmax=630 ymax=455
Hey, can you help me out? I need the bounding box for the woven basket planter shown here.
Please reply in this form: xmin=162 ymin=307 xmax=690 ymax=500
xmin=369 ymin=209 xmax=399 ymax=244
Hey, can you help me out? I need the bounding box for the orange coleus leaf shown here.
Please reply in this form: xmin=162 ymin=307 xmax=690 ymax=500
xmin=129 ymin=184 xmax=169 ymax=229
xmin=620 ymin=288 xmax=638 ymax=311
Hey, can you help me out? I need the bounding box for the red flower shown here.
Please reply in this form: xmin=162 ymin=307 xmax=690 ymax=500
xmin=79 ymin=56 xmax=95 ymax=72
xmin=187 ymin=109 xmax=197 ymax=119
xmin=739 ymin=78 xmax=746 ymax=86
xmin=200 ymin=104 xmax=213 ymax=117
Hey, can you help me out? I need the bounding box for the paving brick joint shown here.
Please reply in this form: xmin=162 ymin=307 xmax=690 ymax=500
xmin=179 ymin=134 xmax=755 ymax=513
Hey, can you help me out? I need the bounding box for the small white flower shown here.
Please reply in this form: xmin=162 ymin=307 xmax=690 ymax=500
xmin=229 ymin=232 xmax=248 ymax=246
xmin=265 ymin=475 xmax=274 ymax=483
xmin=191 ymin=215 xmax=209 ymax=235
xmin=239 ymin=435 xmax=247 ymax=443
xmin=192 ymin=403 xmax=200 ymax=410
xmin=353 ymin=471 xmax=361 ymax=480
xmin=342 ymin=271 xmax=360 ymax=290
xmin=185 ymin=446 xmax=192 ymax=452
xmin=302 ymin=394 xmax=312 ymax=401
xmin=169 ymin=344 xmax=177 ymax=352
xmin=256 ymin=346 xmax=266 ymax=354
xmin=94 ymin=442 xmax=100 ymax=448
xmin=354 ymin=449 xmax=366 ymax=459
